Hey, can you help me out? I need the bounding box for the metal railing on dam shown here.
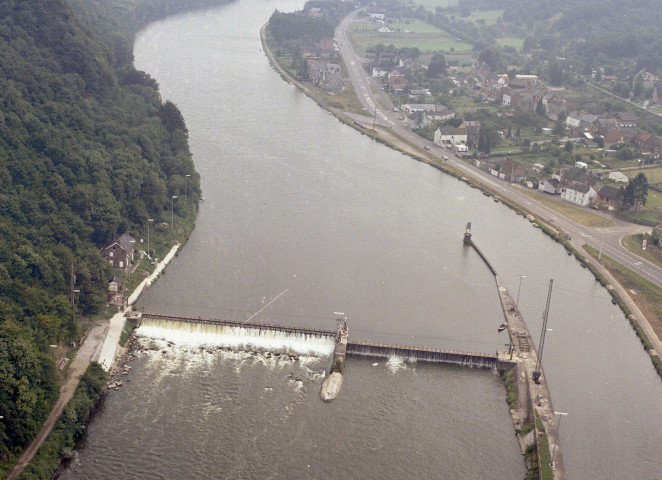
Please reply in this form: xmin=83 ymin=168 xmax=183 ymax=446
xmin=140 ymin=312 xmax=337 ymax=338
xmin=346 ymin=341 xmax=502 ymax=369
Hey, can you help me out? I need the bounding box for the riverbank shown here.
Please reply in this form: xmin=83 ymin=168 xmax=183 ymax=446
xmin=260 ymin=22 xmax=662 ymax=382
xmin=5 ymin=243 xmax=183 ymax=479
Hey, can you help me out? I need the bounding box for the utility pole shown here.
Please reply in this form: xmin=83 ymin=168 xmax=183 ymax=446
xmin=533 ymin=279 xmax=553 ymax=383
xmin=147 ymin=218 xmax=153 ymax=260
xmin=171 ymin=195 xmax=178 ymax=240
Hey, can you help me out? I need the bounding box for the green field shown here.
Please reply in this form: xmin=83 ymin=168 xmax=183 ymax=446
xmin=411 ymin=0 xmax=458 ymax=9
xmin=348 ymin=22 xmax=472 ymax=54
xmin=497 ymin=35 xmax=524 ymax=49
xmin=465 ymin=9 xmax=505 ymax=25
xmin=626 ymin=167 xmax=662 ymax=185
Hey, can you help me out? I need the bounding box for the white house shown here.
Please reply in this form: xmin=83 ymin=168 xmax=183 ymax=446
xmin=434 ymin=127 xmax=468 ymax=148
xmin=372 ymin=67 xmax=388 ymax=78
xmin=563 ymin=184 xmax=597 ymax=206
xmin=608 ymin=171 xmax=629 ymax=183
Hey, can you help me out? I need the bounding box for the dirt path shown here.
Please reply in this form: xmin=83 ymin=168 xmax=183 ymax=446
xmin=6 ymin=320 xmax=109 ymax=480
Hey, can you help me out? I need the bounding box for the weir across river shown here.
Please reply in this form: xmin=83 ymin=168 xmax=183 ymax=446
xmin=134 ymin=228 xmax=565 ymax=479
xmin=137 ymin=313 xmax=506 ymax=369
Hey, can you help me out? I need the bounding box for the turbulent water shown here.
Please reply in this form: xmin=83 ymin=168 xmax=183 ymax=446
xmin=58 ymin=0 xmax=662 ymax=478
xmin=59 ymin=331 xmax=522 ymax=479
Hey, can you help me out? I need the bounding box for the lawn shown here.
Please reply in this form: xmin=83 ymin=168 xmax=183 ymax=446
xmin=521 ymin=190 xmax=615 ymax=227
xmin=620 ymin=186 xmax=662 ymax=225
xmin=625 ymin=167 xmax=662 ymax=185
xmin=348 ymin=22 xmax=472 ymax=54
xmin=497 ymin=35 xmax=523 ymax=49
xmin=622 ymin=233 xmax=662 ymax=269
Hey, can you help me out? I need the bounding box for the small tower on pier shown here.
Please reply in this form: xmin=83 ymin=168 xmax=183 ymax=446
xmin=463 ymin=221 xmax=472 ymax=245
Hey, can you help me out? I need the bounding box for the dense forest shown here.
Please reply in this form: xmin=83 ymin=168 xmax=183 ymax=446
xmin=0 ymin=0 xmax=228 ymax=469
xmin=268 ymin=0 xmax=354 ymax=50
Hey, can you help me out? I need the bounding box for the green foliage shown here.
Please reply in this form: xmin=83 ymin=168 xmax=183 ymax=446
xmin=267 ymin=1 xmax=353 ymax=54
xmin=18 ymin=362 xmax=108 ymax=480
xmin=0 ymin=0 xmax=204 ymax=464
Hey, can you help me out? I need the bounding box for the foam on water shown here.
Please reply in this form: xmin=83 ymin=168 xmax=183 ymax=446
xmin=136 ymin=318 xmax=335 ymax=357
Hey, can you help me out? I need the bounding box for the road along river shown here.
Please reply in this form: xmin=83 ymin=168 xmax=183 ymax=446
xmin=59 ymin=1 xmax=662 ymax=479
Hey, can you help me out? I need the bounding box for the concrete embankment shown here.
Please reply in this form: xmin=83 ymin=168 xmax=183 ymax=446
xmin=97 ymin=243 xmax=180 ymax=372
xmin=467 ymin=236 xmax=566 ymax=480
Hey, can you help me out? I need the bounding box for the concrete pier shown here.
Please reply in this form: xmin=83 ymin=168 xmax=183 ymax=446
xmin=466 ymin=231 xmax=566 ymax=480
xmin=320 ymin=324 xmax=348 ymax=401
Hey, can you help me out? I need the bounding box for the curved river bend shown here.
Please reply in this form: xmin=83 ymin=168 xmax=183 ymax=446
xmin=60 ymin=1 xmax=662 ymax=478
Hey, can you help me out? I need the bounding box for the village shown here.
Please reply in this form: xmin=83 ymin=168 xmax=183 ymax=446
xmin=294 ymin=7 xmax=662 ymax=220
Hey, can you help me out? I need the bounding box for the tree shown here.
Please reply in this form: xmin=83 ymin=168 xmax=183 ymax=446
xmin=427 ymin=53 xmax=446 ymax=78
xmin=478 ymin=46 xmax=504 ymax=72
xmin=535 ymin=99 xmax=546 ymax=116
xmin=621 ymin=183 xmax=635 ymax=211
xmin=632 ymin=173 xmax=649 ymax=211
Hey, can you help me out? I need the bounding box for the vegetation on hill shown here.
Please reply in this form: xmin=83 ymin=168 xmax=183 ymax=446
xmin=0 ymin=0 xmax=227 ymax=471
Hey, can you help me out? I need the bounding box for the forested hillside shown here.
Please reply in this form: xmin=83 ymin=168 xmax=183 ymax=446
xmin=0 ymin=0 xmax=226 ymax=467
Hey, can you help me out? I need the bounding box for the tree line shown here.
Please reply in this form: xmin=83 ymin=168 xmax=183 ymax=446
xmin=0 ymin=0 xmax=220 ymax=469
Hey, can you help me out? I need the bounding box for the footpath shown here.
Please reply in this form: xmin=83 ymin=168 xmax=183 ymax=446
xmin=6 ymin=244 xmax=180 ymax=480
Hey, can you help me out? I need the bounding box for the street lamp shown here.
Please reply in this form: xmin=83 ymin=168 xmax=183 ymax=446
xmin=147 ymin=218 xmax=153 ymax=260
xmin=550 ymin=411 xmax=568 ymax=468
xmin=516 ymin=274 xmax=526 ymax=307
xmin=171 ymin=196 xmax=177 ymax=238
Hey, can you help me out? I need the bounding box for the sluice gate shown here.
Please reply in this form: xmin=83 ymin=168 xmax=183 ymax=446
xmin=140 ymin=312 xmax=336 ymax=338
xmin=346 ymin=341 xmax=499 ymax=369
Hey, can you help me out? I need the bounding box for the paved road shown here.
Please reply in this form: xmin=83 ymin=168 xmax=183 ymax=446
xmin=335 ymin=10 xmax=662 ymax=289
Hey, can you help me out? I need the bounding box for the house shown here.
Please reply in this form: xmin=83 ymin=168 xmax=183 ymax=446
xmin=474 ymin=157 xmax=526 ymax=181
xmin=612 ymin=112 xmax=638 ymax=129
xmin=387 ymin=70 xmax=407 ymax=93
xmin=309 ymin=63 xmax=343 ymax=92
xmin=563 ymin=183 xmax=597 ymax=206
xmin=532 ymin=163 xmax=545 ymax=173
xmin=433 ymin=126 xmax=467 ymax=148
xmin=102 ymin=232 xmax=136 ymax=271
xmin=543 ymin=94 xmax=567 ymax=121
xmin=596 ymin=185 xmax=622 ymax=210
xmin=590 ymin=118 xmax=618 ymax=136
xmin=401 ymin=103 xmax=438 ymax=114
xmin=501 ymin=88 xmax=519 ymax=108
xmin=608 ymin=171 xmax=629 ymax=183
xmin=539 ymin=178 xmax=561 ymax=195
xmin=566 ymin=111 xmax=599 ymax=129
xmin=408 ymin=89 xmax=429 ymax=100
xmin=377 ymin=25 xmax=394 ymax=33
xmin=372 ymin=67 xmax=388 ymax=78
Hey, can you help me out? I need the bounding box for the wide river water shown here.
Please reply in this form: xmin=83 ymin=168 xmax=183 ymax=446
xmin=60 ymin=1 xmax=662 ymax=478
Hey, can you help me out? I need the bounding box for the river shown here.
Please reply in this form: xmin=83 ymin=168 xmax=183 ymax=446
xmin=59 ymin=1 xmax=662 ymax=478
